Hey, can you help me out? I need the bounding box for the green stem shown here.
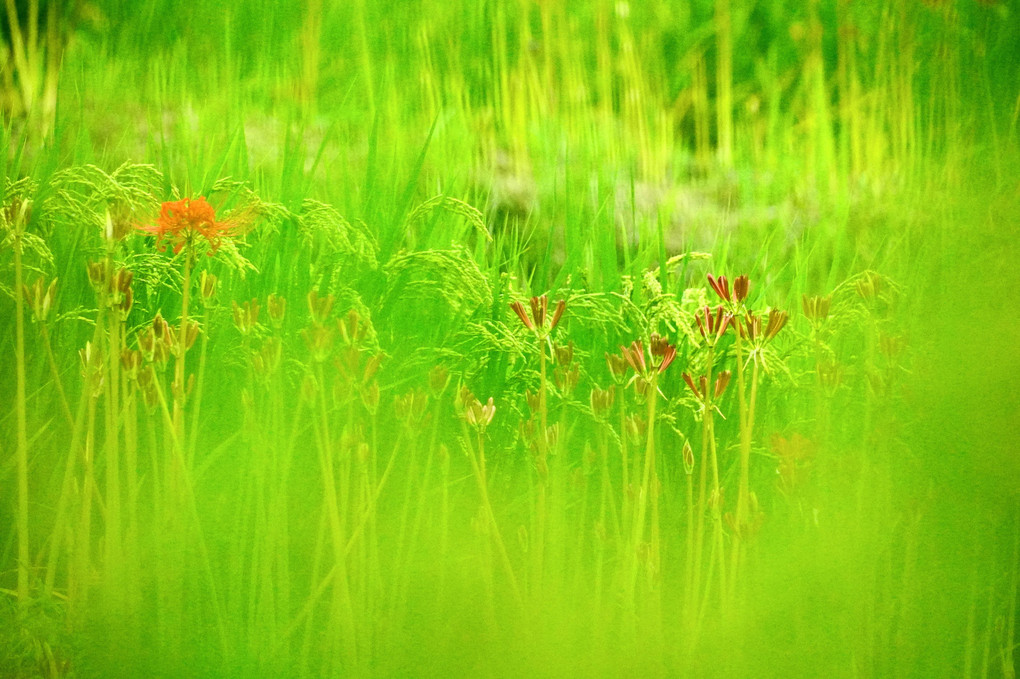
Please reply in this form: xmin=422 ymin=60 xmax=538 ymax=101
xmin=730 ymin=326 xmax=754 ymax=599
xmin=12 ymin=218 xmax=30 ymax=603
xmin=313 ymin=364 xmax=357 ymax=668
xmin=39 ymin=322 xmax=74 ymax=430
xmin=43 ymin=375 xmax=91 ymax=597
xmin=465 ymin=422 xmax=524 ymax=613
xmin=619 ymin=385 xmax=631 ymax=533
xmin=187 ymin=306 xmax=212 ymax=470
xmin=173 ymin=246 xmax=194 ymax=443
xmin=628 ymin=372 xmax=659 ymax=598
xmin=534 ymin=340 xmax=549 ymax=594
xmin=102 ymin=299 xmax=124 ymax=611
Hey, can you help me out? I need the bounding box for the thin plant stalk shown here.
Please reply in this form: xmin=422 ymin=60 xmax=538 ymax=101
xmin=312 ymin=364 xmax=358 ymax=669
xmin=43 ymin=374 xmax=91 ymax=597
xmin=533 ymin=338 xmax=550 ymax=596
xmin=627 ymin=372 xmax=660 ymax=600
xmin=102 ymin=279 xmax=124 ymax=612
xmin=463 ymin=419 xmax=524 ymax=613
xmin=173 ymin=245 xmax=195 ymax=442
xmin=187 ymin=304 xmax=213 ymax=469
xmin=729 ymin=323 xmax=760 ymax=598
xmin=12 ymin=206 xmax=31 ymax=603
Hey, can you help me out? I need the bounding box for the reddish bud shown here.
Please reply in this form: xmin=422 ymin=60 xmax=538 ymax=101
xmin=707 ymin=273 xmax=731 ymax=302
xmin=733 ymin=275 xmax=750 ymax=303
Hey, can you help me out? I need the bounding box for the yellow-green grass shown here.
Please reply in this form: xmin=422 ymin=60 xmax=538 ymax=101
xmin=0 ymin=1 xmax=1017 ymax=676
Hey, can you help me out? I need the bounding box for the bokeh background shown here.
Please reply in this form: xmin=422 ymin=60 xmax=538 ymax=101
xmin=1 ymin=1 xmax=1018 ymax=677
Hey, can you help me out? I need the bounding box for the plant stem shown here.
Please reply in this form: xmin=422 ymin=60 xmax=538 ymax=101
xmin=534 ymin=338 xmax=549 ymax=595
xmin=628 ymin=372 xmax=659 ymax=598
xmin=187 ymin=305 xmax=212 ymax=469
xmin=173 ymin=245 xmax=194 ymax=443
xmin=464 ymin=420 xmax=524 ymax=612
xmin=730 ymin=325 xmax=756 ymax=598
xmin=619 ymin=384 xmax=631 ymax=531
xmin=12 ymin=213 xmax=31 ymax=604
xmin=102 ymin=285 xmax=124 ymax=612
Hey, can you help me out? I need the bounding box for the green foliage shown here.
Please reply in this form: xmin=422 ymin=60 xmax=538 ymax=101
xmin=0 ymin=1 xmax=1016 ymax=677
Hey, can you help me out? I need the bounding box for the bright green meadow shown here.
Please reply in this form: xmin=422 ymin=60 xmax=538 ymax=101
xmin=1 ymin=1 xmax=1018 ymax=676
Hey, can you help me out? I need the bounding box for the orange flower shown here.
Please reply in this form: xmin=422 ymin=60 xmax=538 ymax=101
xmin=138 ymin=197 xmax=234 ymax=255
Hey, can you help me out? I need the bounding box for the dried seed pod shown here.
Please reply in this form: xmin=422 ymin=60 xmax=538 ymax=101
xmin=302 ymin=325 xmax=335 ymax=363
xmin=763 ymin=310 xmax=788 ymax=341
xmin=339 ymin=308 xmax=365 ymax=345
xmin=362 ymin=352 xmax=383 ymax=384
xmin=361 ymin=382 xmax=380 ymax=414
xmin=429 ymin=364 xmax=450 ymax=395
xmin=549 ymin=299 xmax=566 ymax=331
xmin=545 ymin=423 xmax=560 ymax=448
xmin=307 ymin=289 xmax=334 ymax=326
xmin=682 ymin=372 xmax=702 ymax=400
xmin=87 ymin=260 xmax=112 ymax=292
xmin=879 ymin=334 xmax=905 ymax=358
xmin=683 ymin=440 xmax=695 ymax=475
xmin=80 ymin=341 xmax=105 ymax=397
xmin=510 ymin=294 xmax=566 ymax=336
xmin=855 ymin=272 xmax=882 ymax=301
xmin=707 ymin=273 xmax=731 ymax=302
xmin=554 ymin=364 xmax=580 ymax=395
xmin=510 ymin=300 xmax=534 ymax=331
xmin=300 ymin=374 xmax=319 ymax=403
xmin=622 ymin=341 xmax=646 ymax=374
xmin=267 ymin=293 xmax=286 ymax=328
xmin=553 ymin=341 xmax=575 ymax=366
xmin=232 ymin=299 xmax=260 ymax=335
xmin=714 ymin=370 xmax=732 ymax=398
xmin=695 ymin=305 xmax=732 ymax=344
xmin=23 ymin=277 xmax=57 ymax=323
xmin=465 ymin=396 xmax=496 ymax=430
xmin=802 ymin=294 xmax=831 ymax=322
xmin=626 ymin=414 xmax=646 ymax=439
xmin=120 ymin=348 xmax=142 ymax=380
xmin=396 ymin=389 xmax=430 ymax=428
xmin=649 ymin=333 xmax=670 ymax=358
xmin=529 ymin=295 xmax=548 ymax=329
xmin=590 ymin=385 xmax=615 ymax=418
xmin=733 ymin=275 xmax=750 ymax=303
xmin=605 ymin=351 xmax=629 ymax=384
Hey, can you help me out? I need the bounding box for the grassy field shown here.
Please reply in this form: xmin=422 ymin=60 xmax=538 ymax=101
xmin=1 ymin=1 xmax=1018 ymax=676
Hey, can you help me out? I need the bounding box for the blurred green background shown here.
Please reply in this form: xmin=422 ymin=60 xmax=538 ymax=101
xmin=1 ymin=0 xmax=1018 ymax=676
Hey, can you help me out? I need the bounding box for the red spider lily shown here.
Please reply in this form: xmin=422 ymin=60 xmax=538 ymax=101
xmin=708 ymin=273 xmax=751 ymax=305
xmin=682 ymin=440 xmax=695 ymax=475
xmin=509 ymin=294 xmax=566 ymax=337
xmin=739 ymin=309 xmax=788 ymax=372
xmin=695 ymin=305 xmax=733 ymax=345
xmin=733 ymin=275 xmax=750 ymax=303
xmin=801 ymin=294 xmax=831 ymax=322
xmin=707 ymin=273 xmax=731 ymax=302
xmin=622 ymin=341 xmax=648 ymax=374
xmin=682 ymin=370 xmax=732 ymax=402
xmin=464 ymin=396 xmax=496 ymax=430
xmin=137 ymin=197 xmax=234 ymax=255
xmin=761 ymin=310 xmax=788 ymax=341
xmin=621 ymin=336 xmax=677 ymax=394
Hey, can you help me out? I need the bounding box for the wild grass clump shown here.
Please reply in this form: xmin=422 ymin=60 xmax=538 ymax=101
xmin=1 ymin=1 xmax=1018 ymax=677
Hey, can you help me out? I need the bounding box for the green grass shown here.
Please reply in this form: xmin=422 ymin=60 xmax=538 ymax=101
xmin=1 ymin=1 xmax=1018 ymax=677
